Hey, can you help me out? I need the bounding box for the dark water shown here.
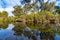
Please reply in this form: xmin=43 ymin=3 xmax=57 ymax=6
xmin=0 ymin=23 xmax=60 ymax=40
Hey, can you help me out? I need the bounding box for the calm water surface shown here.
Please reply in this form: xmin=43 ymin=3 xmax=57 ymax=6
xmin=0 ymin=23 xmax=60 ymax=40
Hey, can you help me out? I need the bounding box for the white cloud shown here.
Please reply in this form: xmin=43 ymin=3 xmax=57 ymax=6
xmin=5 ymin=7 xmax=14 ymax=12
xmin=0 ymin=7 xmax=14 ymax=16
xmin=44 ymin=0 xmax=48 ymax=2
xmin=0 ymin=8 xmax=4 ymax=12
xmin=5 ymin=7 xmax=14 ymax=16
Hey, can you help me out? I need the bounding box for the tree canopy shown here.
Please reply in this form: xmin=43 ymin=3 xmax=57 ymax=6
xmin=55 ymin=8 xmax=60 ymax=14
xmin=0 ymin=11 xmax=8 ymax=17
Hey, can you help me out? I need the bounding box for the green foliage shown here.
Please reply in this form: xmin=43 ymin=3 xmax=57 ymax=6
xmin=12 ymin=6 xmax=26 ymax=17
xmin=0 ymin=11 xmax=8 ymax=17
xmin=44 ymin=11 xmax=55 ymax=17
xmin=26 ymin=11 xmax=55 ymax=20
xmin=0 ymin=22 xmax=8 ymax=29
xmin=41 ymin=2 xmax=55 ymax=11
xmin=55 ymin=8 xmax=60 ymax=14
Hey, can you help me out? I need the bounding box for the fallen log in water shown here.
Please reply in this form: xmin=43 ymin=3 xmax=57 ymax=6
xmin=15 ymin=19 xmax=23 ymax=22
xmin=15 ymin=20 xmax=22 ymax=22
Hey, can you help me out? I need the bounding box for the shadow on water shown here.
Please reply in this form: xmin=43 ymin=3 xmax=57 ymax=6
xmin=0 ymin=22 xmax=60 ymax=40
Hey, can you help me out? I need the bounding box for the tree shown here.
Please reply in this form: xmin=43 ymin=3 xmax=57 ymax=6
xmin=0 ymin=11 xmax=8 ymax=17
xmin=40 ymin=1 xmax=55 ymax=12
xmin=12 ymin=6 xmax=26 ymax=17
xmin=55 ymin=8 xmax=60 ymax=14
xmin=2 ymin=11 xmax=8 ymax=17
xmin=23 ymin=0 xmax=31 ymax=3
xmin=21 ymin=0 xmax=43 ymax=12
xmin=22 ymin=0 xmax=55 ymax=12
xmin=12 ymin=0 xmax=55 ymax=18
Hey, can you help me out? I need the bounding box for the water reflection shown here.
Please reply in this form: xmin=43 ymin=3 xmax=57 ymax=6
xmin=0 ymin=24 xmax=14 ymax=40
xmin=13 ymin=23 xmax=55 ymax=40
xmin=7 ymin=24 xmax=14 ymax=30
xmin=0 ymin=23 xmax=8 ymax=29
xmin=0 ymin=29 xmax=14 ymax=40
xmin=0 ymin=23 xmax=60 ymax=40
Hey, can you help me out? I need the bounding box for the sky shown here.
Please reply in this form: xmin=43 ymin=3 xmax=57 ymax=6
xmin=0 ymin=0 xmax=60 ymax=16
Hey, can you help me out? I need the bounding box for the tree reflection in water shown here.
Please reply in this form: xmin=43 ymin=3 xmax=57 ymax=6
xmin=13 ymin=22 xmax=55 ymax=40
xmin=40 ymin=32 xmax=55 ymax=40
xmin=0 ymin=22 xmax=8 ymax=29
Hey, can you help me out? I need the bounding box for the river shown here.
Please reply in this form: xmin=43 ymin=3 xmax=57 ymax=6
xmin=0 ymin=23 xmax=60 ymax=40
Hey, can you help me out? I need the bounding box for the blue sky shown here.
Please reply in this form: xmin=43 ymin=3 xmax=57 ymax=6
xmin=0 ymin=0 xmax=60 ymax=16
